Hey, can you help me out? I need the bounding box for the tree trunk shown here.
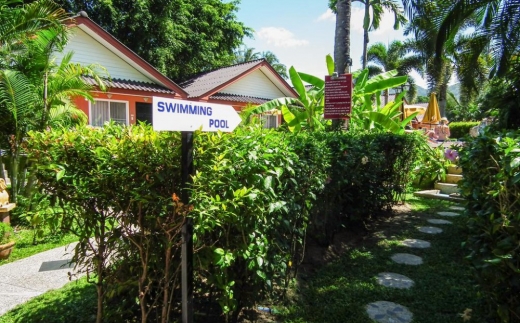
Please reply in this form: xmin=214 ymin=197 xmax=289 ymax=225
xmin=95 ymin=224 xmax=106 ymax=323
xmin=439 ymin=83 xmax=448 ymax=117
xmin=161 ymin=245 xmax=172 ymax=323
xmin=333 ymin=0 xmax=352 ymax=130
xmin=334 ymin=0 xmax=352 ymax=74
xmin=362 ymin=0 xmax=370 ymax=69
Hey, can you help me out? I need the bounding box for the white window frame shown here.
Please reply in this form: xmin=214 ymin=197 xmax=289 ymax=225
xmin=89 ymin=99 xmax=129 ymax=126
xmin=261 ymin=113 xmax=279 ymax=129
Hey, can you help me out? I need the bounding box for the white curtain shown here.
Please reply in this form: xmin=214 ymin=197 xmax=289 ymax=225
xmin=91 ymin=101 xmax=127 ymax=126
xmin=91 ymin=101 xmax=110 ymax=127
xmin=262 ymin=115 xmax=278 ymax=129
xmin=110 ymin=102 xmax=127 ymax=125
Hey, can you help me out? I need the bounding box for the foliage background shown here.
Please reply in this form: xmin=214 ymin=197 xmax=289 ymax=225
xmin=50 ymin=0 xmax=252 ymax=81
xmin=458 ymin=129 xmax=520 ymax=322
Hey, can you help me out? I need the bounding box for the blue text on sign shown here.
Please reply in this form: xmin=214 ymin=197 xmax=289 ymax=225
xmin=156 ymin=101 xmax=213 ymax=116
xmin=209 ymin=119 xmax=229 ymax=129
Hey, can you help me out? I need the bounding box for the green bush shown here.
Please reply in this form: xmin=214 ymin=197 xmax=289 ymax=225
xmin=26 ymin=123 xmax=422 ymax=322
xmin=190 ymin=128 xmax=328 ymax=321
xmin=28 ymin=123 xmax=184 ymax=323
xmin=309 ymin=131 xmax=422 ymax=244
xmin=458 ymin=129 xmax=520 ymax=322
xmin=449 ymin=121 xmax=479 ymax=139
xmin=0 ymin=222 xmax=14 ymax=244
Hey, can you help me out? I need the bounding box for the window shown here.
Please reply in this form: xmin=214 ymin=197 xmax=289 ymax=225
xmin=261 ymin=114 xmax=279 ymax=129
xmin=90 ymin=100 xmax=128 ymax=126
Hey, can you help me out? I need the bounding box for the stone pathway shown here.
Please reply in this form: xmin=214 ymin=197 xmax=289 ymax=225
xmin=437 ymin=211 xmax=460 ymax=217
xmin=449 ymin=206 xmax=465 ymax=211
xmin=376 ymin=273 xmax=414 ymax=289
xmin=418 ymin=226 xmax=443 ymax=234
xmin=366 ymin=301 xmax=413 ymax=323
xmin=365 ymin=205 xmax=461 ymax=322
xmin=391 ymin=253 xmax=423 ymax=265
xmin=0 ymin=243 xmax=80 ymax=315
xmin=427 ymin=219 xmax=452 ymax=225
xmin=401 ymin=239 xmax=430 ymax=249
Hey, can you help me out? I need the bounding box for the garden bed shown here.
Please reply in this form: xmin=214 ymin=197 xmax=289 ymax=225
xmin=0 ymin=196 xmax=487 ymax=323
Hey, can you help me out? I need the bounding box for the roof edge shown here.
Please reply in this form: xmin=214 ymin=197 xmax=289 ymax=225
xmin=67 ymin=14 xmax=188 ymax=98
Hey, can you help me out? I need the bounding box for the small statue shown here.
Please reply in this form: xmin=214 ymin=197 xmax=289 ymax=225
xmin=0 ymin=179 xmax=9 ymax=207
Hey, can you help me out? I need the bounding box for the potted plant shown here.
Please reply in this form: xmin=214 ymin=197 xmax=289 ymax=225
xmin=0 ymin=222 xmax=15 ymax=260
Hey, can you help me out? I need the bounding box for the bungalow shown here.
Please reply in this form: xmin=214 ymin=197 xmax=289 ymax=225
xmin=55 ymin=12 xmax=296 ymax=128
xmin=54 ymin=12 xmax=188 ymax=127
xmin=180 ymin=59 xmax=298 ymax=128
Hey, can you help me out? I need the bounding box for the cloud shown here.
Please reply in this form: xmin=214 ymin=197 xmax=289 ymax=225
xmin=256 ymin=27 xmax=309 ymax=48
xmin=317 ymin=9 xmax=335 ymax=22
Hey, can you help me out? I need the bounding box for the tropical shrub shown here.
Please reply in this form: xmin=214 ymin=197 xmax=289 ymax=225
xmin=26 ymin=123 xmax=329 ymax=323
xmin=28 ymin=123 xmax=184 ymax=323
xmin=412 ymin=142 xmax=455 ymax=188
xmin=190 ymin=127 xmax=328 ymax=321
xmin=477 ymin=61 xmax=520 ymax=130
xmin=26 ymin=121 xmax=423 ymax=322
xmin=448 ymin=121 xmax=479 ymax=139
xmin=310 ymin=131 xmax=422 ymax=244
xmin=0 ymin=222 xmax=14 ymax=244
xmin=0 ymin=0 xmax=107 ymax=205
xmin=458 ymin=129 xmax=520 ymax=322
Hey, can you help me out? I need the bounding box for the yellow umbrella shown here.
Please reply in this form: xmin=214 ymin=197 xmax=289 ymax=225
xmin=423 ymin=92 xmax=441 ymax=128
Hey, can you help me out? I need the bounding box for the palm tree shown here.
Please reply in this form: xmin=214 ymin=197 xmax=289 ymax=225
xmin=333 ymin=0 xmax=352 ymax=75
xmin=329 ymin=0 xmax=407 ymax=68
xmin=402 ymin=0 xmax=520 ymax=77
xmin=402 ymin=3 xmax=491 ymax=116
xmin=233 ymin=45 xmax=260 ymax=63
xmin=233 ymin=45 xmax=288 ymax=78
xmin=0 ymin=0 xmax=107 ymax=202
xmin=366 ymin=40 xmax=424 ymax=104
xmin=259 ymin=50 xmax=288 ymax=79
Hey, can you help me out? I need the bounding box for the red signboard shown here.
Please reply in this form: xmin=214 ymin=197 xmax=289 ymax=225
xmin=324 ymin=74 xmax=352 ymax=119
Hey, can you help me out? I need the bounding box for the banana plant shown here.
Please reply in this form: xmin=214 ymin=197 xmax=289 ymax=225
xmin=349 ymin=68 xmax=418 ymax=133
xmin=242 ymin=65 xmax=327 ymax=132
xmin=243 ymin=54 xmax=417 ymax=133
xmin=365 ymin=91 xmax=419 ymax=134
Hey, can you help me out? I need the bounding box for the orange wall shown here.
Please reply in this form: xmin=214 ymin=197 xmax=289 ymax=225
xmin=73 ymin=91 xmax=175 ymax=125
xmin=73 ymin=91 xmax=283 ymax=126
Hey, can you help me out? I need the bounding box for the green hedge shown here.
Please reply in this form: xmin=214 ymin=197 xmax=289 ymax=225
xmin=25 ymin=124 xmax=422 ymax=322
xmin=458 ymin=129 xmax=520 ymax=322
xmin=189 ymin=128 xmax=329 ymax=320
xmin=309 ymin=132 xmax=422 ymax=244
xmin=448 ymin=121 xmax=479 ymax=139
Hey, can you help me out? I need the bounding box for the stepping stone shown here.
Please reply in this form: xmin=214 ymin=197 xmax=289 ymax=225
xmin=449 ymin=206 xmax=465 ymax=211
xmin=376 ymin=272 xmax=414 ymax=289
xmin=391 ymin=253 xmax=423 ymax=265
xmin=437 ymin=211 xmax=460 ymax=217
xmin=401 ymin=239 xmax=431 ymax=248
xmin=418 ymin=226 xmax=443 ymax=234
xmin=427 ymin=219 xmax=452 ymax=225
xmin=366 ymin=301 xmax=413 ymax=323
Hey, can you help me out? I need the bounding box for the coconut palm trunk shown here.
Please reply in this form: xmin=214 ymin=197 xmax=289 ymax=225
xmin=362 ymin=0 xmax=370 ymax=69
xmin=334 ymin=0 xmax=352 ymax=74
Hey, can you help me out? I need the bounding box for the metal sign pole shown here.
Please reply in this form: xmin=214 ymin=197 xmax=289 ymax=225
xmin=151 ymin=97 xmax=241 ymax=323
xmin=181 ymin=131 xmax=194 ymax=323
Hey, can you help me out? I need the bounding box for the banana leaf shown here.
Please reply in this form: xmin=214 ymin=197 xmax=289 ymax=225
xmin=364 ymin=75 xmax=408 ymax=95
xmin=326 ymin=54 xmax=334 ymax=76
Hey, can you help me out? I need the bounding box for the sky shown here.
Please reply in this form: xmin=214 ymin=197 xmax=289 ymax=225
xmin=235 ymin=0 xmax=428 ymax=88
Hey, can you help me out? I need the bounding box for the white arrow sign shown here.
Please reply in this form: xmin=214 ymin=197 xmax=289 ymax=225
xmin=152 ymin=97 xmax=241 ymax=132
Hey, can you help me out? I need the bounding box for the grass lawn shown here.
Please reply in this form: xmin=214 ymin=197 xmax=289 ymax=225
xmin=0 ymin=277 xmax=96 ymax=323
xmin=0 ymin=227 xmax=77 ymax=265
xmin=0 ymin=196 xmax=486 ymax=323
xmin=278 ymin=195 xmax=486 ymax=323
